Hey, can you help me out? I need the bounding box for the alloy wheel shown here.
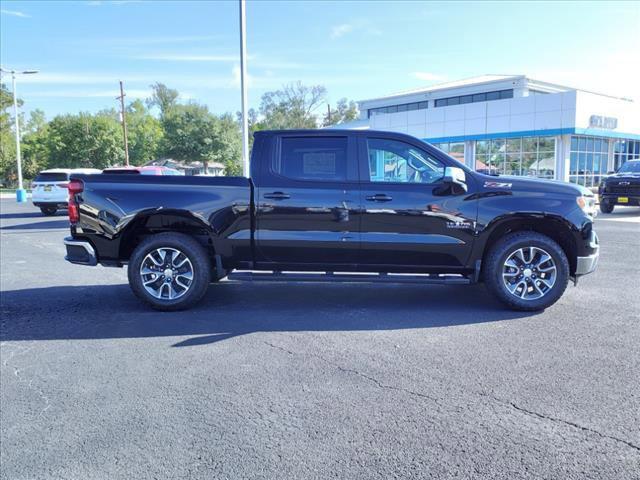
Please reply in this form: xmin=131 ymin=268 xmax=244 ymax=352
xmin=502 ymin=246 xmax=557 ymax=300
xmin=139 ymin=247 xmax=194 ymax=300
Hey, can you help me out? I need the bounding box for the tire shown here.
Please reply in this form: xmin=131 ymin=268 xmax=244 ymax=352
xmin=40 ymin=206 xmax=57 ymax=216
xmin=484 ymin=232 xmax=569 ymax=311
xmin=599 ymin=201 xmax=614 ymax=214
xmin=127 ymin=232 xmax=211 ymax=311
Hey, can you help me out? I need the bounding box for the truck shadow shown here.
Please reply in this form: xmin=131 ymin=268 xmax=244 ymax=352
xmin=0 ymin=210 xmax=54 ymax=220
xmin=0 ymin=282 xmax=538 ymax=347
xmin=0 ymin=220 xmax=69 ymax=231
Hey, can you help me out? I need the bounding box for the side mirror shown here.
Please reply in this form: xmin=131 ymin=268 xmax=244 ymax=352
xmin=443 ymin=166 xmax=468 ymax=193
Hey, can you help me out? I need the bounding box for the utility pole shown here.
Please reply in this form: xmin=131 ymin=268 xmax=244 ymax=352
xmin=116 ymin=81 xmax=130 ymax=166
xmin=327 ymin=104 xmax=332 ymax=124
xmin=239 ymin=0 xmax=249 ymax=177
xmin=0 ymin=67 xmax=38 ymax=202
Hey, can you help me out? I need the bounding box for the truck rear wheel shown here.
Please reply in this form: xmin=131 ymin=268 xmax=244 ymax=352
xmin=484 ymin=232 xmax=569 ymax=311
xmin=127 ymin=232 xmax=211 ymax=311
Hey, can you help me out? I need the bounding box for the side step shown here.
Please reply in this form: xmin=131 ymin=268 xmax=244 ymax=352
xmin=226 ymin=270 xmax=471 ymax=285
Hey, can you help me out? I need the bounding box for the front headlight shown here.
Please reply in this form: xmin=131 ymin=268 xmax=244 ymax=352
xmin=577 ymin=195 xmax=597 ymax=218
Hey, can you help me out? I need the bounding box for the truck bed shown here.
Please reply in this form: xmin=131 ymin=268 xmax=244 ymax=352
xmin=70 ymin=173 xmax=252 ymax=264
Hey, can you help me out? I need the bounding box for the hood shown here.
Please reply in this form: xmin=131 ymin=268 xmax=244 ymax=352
xmin=603 ymin=172 xmax=640 ymax=183
xmin=474 ymin=173 xmax=592 ymax=197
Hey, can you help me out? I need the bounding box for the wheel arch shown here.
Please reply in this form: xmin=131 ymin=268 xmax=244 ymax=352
xmin=478 ymin=214 xmax=579 ymax=276
xmin=117 ymin=209 xmax=217 ymax=263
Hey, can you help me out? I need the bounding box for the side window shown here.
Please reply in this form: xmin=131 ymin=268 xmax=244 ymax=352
xmin=367 ymin=138 xmax=445 ymax=184
xmin=274 ymin=136 xmax=348 ymax=182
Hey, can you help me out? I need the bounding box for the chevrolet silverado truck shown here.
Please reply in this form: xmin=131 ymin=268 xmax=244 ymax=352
xmin=63 ymin=129 xmax=599 ymax=311
xmin=598 ymin=160 xmax=640 ymax=213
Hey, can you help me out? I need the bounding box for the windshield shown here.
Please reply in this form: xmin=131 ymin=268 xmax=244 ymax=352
xmin=617 ymin=161 xmax=640 ymax=174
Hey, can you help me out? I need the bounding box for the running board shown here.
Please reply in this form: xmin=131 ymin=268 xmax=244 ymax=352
xmin=226 ymin=270 xmax=471 ymax=285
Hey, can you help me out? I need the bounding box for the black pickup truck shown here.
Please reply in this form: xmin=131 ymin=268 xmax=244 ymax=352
xmin=598 ymin=160 xmax=640 ymax=213
xmin=64 ymin=129 xmax=599 ymax=311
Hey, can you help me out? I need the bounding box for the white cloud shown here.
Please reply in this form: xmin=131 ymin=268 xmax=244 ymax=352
xmin=231 ymin=65 xmax=246 ymax=88
xmin=133 ymin=54 xmax=240 ymax=62
xmin=330 ymin=19 xmax=381 ymax=40
xmin=17 ymin=73 xmax=126 ymax=85
xmin=331 ymin=24 xmax=354 ymax=39
xmin=90 ymin=35 xmax=221 ymax=46
xmin=27 ymin=88 xmax=150 ymax=98
xmin=1 ymin=9 xmax=30 ymax=18
xmin=412 ymin=72 xmax=446 ymax=82
xmin=87 ymin=1 xmax=143 ymax=6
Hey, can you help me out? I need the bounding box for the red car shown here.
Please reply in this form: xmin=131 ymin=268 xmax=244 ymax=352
xmin=102 ymin=166 xmax=183 ymax=176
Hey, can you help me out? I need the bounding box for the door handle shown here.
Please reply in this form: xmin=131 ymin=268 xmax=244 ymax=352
xmin=365 ymin=194 xmax=393 ymax=202
xmin=263 ymin=191 xmax=291 ymax=200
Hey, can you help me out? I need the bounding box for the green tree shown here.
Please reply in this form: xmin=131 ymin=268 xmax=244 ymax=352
xmin=258 ymin=81 xmax=327 ymax=129
xmin=147 ymin=82 xmax=179 ymax=118
xmin=47 ymin=113 xmax=124 ymax=169
xmin=213 ymin=113 xmax=242 ymax=176
xmin=322 ymin=98 xmax=359 ymax=127
xmin=162 ymin=103 xmax=242 ymax=176
xmin=127 ymin=99 xmax=163 ymax=165
xmin=0 ymin=83 xmax=20 ymax=185
xmin=22 ymin=109 xmax=50 ymax=179
xmin=162 ymin=102 xmax=220 ymax=172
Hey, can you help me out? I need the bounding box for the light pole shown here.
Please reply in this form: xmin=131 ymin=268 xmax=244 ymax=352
xmin=239 ymin=0 xmax=249 ymax=177
xmin=0 ymin=67 xmax=39 ymax=202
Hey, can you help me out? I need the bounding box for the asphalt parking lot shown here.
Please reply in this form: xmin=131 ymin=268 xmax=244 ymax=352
xmin=1 ymin=199 xmax=639 ymax=480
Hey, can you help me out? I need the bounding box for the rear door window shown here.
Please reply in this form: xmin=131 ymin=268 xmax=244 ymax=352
xmin=274 ymin=136 xmax=349 ymax=182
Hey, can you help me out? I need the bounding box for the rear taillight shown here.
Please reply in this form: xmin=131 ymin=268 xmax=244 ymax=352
xmin=68 ymin=179 xmax=84 ymax=224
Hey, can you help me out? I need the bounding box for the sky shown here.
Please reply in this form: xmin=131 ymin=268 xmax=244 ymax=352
xmin=1 ymin=0 xmax=639 ymax=119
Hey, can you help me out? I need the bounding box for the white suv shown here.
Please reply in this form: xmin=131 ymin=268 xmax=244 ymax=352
xmin=31 ymin=168 xmax=101 ymax=216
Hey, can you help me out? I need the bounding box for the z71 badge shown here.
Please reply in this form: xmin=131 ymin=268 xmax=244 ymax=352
xmin=484 ymin=181 xmax=512 ymax=189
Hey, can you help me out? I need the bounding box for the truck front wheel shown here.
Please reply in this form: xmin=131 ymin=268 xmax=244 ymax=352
xmin=127 ymin=232 xmax=211 ymax=311
xmin=599 ymin=201 xmax=614 ymax=214
xmin=484 ymin=232 xmax=569 ymax=311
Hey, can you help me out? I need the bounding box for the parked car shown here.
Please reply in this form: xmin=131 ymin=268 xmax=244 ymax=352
xmin=63 ymin=129 xmax=599 ymax=312
xmin=598 ymin=160 xmax=640 ymax=213
xmin=31 ymin=168 xmax=101 ymax=216
xmin=102 ymin=166 xmax=183 ymax=176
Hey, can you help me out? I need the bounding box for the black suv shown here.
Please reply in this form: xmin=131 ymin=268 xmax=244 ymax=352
xmin=598 ymin=160 xmax=640 ymax=213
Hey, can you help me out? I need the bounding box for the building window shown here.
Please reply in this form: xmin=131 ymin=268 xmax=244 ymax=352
xmin=368 ymin=100 xmax=428 ymax=118
xmin=432 ymin=142 xmax=465 ymax=164
xmin=569 ymin=135 xmax=610 ymax=187
xmin=434 ymin=89 xmax=513 ymax=108
xmin=474 ymin=136 xmax=556 ymax=179
xmin=613 ymin=139 xmax=640 ymax=171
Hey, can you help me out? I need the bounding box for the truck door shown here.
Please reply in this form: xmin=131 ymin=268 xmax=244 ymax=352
xmin=357 ymin=135 xmax=477 ymax=270
xmin=255 ymin=133 xmax=360 ymax=268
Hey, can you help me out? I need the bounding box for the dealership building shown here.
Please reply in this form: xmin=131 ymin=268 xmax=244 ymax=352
xmin=341 ymin=75 xmax=640 ymax=187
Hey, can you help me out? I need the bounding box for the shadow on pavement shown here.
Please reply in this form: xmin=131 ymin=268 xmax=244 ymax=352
xmin=602 ymin=208 xmax=640 ymax=217
xmin=0 ymin=282 xmax=538 ymax=347
xmin=0 ymin=211 xmax=65 ymax=219
xmin=0 ymin=220 xmax=69 ymax=230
